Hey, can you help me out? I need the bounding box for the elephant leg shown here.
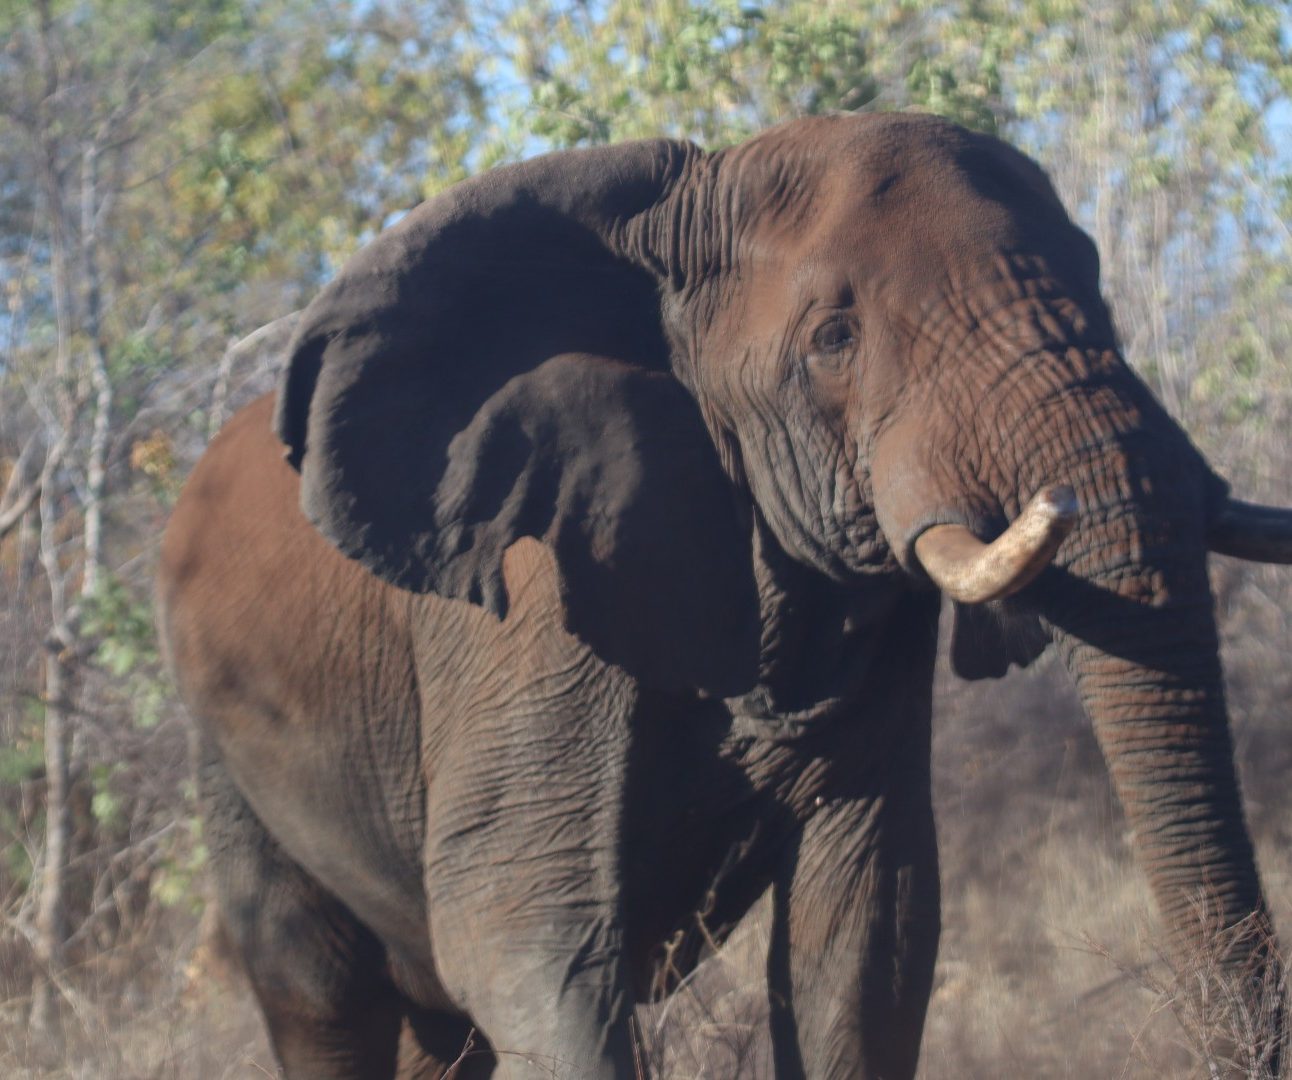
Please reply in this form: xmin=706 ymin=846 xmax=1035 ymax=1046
xmin=196 ymin=737 xmax=403 ymax=1079
xmin=424 ymin=717 xmax=639 ymax=1078
xmin=422 ymin=540 xmax=638 ymax=1078
xmin=767 ymin=778 xmax=940 ymax=1080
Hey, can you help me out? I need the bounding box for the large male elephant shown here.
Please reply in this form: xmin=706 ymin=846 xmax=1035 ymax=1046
xmin=158 ymin=112 xmax=1292 ymax=1078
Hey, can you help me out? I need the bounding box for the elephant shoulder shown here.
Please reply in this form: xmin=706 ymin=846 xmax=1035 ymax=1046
xmin=159 ymin=394 xmax=415 ymax=722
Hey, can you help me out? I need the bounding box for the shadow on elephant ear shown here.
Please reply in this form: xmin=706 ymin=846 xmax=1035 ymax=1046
xmin=270 ymin=140 xmax=766 ymax=702
xmin=429 ymin=354 xmax=763 ymax=696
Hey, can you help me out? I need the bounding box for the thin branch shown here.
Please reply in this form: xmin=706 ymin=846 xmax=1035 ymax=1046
xmin=0 ymin=477 xmax=41 ymax=538
xmin=208 ymin=311 xmax=300 ymax=435
xmin=0 ymin=432 xmax=67 ymax=542
xmin=80 ymin=137 xmax=112 ymax=598
xmin=60 ymin=822 xmax=180 ymax=953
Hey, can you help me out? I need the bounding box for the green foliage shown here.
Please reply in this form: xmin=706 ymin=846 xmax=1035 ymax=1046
xmin=81 ymin=575 xmax=167 ymax=727
xmin=0 ymin=707 xmax=43 ymax=895
xmin=0 ymin=730 xmax=43 ymax=786
xmin=156 ymin=1 xmax=488 ymax=280
xmin=495 ymin=0 xmax=879 ymax=149
xmin=0 ymin=817 xmax=33 ymax=889
xmin=905 ymin=53 xmax=1000 ymax=134
xmin=89 ymin=763 xmax=123 ymax=828
xmin=82 ymin=576 xmax=157 ymax=679
xmin=108 ymin=333 xmax=171 ymax=383
xmin=151 ymin=821 xmax=206 ymax=911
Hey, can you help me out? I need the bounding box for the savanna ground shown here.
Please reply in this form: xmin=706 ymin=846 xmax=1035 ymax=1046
xmin=2 ymin=574 xmax=1287 ymax=1079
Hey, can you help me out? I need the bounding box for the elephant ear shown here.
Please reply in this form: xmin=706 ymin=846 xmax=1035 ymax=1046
xmin=274 ymin=141 xmax=760 ymax=696
xmin=950 ymin=602 xmax=1048 ymax=680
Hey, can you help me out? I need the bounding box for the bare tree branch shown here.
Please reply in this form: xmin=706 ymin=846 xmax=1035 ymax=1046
xmin=209 ymin=311 xmax=300 ymax=435
xmin=0 ymin=431 xmax=66 ymax=542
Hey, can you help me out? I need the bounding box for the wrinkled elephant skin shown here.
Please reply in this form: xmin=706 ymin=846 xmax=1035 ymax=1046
xmin=159 ymin=113 xmax=1292 ymax=1079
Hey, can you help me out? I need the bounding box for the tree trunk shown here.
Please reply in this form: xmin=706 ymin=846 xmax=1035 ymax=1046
xmin=29 ymin=628 xmax=74 ymax=1049
xmin=80 ymin=137 xmax=112 ymax=597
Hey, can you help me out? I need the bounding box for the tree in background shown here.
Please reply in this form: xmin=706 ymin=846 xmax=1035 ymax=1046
xmin=0 ymin=0 xmax=484 ymax=1051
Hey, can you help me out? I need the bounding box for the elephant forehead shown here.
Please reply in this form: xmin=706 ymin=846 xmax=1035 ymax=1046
xmin=760 ymin=111 xmax=1059 ymax=207
xmin=733 ymin=115 xmax=1066 ymax=285
xmin=824 ymin=160 xmax=1039 ymax=263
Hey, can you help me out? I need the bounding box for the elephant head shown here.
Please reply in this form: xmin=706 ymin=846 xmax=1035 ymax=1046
xmin=276 ymin=112 xmax=1292 ymax=1049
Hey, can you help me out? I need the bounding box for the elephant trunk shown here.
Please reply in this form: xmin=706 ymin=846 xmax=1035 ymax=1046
xmin=1019 ymin=374 xmax=1283 ymax=1071
xmin=1051 ymin=539 xmax=1282 ymax=1072
xmin=891 ymin=338 xmax=1283 ymax=1068
xmin=1055 ymin=579 xmax=1264 ymax=935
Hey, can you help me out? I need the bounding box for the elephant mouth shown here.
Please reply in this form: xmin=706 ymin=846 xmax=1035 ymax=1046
xmin=724 ymin=624 xmax=882 ymax=742
xmin=726 ymin=690 xmax=855 ymax=742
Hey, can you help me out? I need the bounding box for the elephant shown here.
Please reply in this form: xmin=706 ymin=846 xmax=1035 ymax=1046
xmin=157 ymin=111 xmax=1292 ymax=1079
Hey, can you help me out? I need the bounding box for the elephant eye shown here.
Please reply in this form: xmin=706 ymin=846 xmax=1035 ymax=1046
xmin=811 ymin=317 xmax=855 ymax=353
xmin=807 ymin=317 xmax=857 ymax=375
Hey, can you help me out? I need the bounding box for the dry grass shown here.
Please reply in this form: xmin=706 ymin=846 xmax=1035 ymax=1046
xmin=636 ymin=896 xmax=773 ymax=1079
xmin=917 ymin=628 xmax=1292 ymax=1080
xmin=1079 ymin=904 xmax=1287 ymax=1080
xmin=0 ymin=922 xmax=276 ymax=1079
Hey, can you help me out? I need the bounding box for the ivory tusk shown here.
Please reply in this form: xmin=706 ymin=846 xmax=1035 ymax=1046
xmin=1208 ymin=499 xmax=1292 ymax=564
xmin=913 ymin=485 xmax=1078 ymax=604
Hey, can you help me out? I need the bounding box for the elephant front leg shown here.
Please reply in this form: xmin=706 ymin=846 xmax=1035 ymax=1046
xmin=768 ymin=783 xmax=941 ymax=1080
xmin=421 ymin=539 xmax=639 ymax=1078
xmin=430 ymin=912 xmax=634 ymax=1079
xmin=424 ymin=699 xmax=638 ymax=1079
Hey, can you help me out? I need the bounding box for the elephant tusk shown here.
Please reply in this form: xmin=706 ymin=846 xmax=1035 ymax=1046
xmin=913 ymin=485 xmax=1078 ymax=604
xmin=1208 ymin=498 xmax=1292 ymax=564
